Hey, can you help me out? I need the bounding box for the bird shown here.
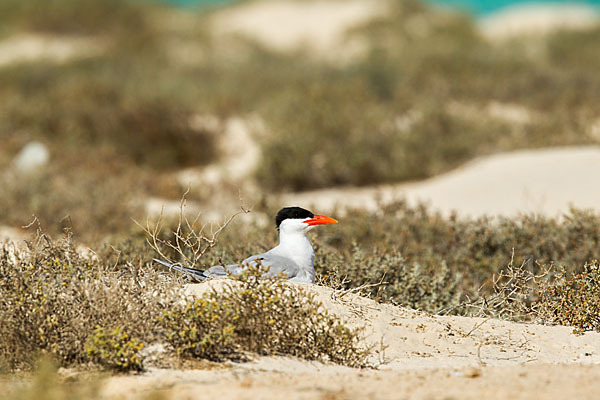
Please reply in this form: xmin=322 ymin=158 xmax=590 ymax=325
xmin=153 ymin=206 xmax=337 ymax=283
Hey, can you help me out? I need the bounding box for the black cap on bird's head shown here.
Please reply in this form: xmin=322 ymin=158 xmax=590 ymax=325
xmin=275 ymin=207 xmax=337 ymax=230
xmin=276 ymin=207 xmax=313 ymax=228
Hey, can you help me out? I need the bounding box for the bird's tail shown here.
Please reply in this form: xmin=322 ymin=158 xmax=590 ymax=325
xmin=153 ymin=258 xmax=207 ymax=281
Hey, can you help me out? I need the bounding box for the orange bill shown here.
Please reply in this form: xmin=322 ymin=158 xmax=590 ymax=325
xmin=305 ymin=214 xmax=338 ymax=226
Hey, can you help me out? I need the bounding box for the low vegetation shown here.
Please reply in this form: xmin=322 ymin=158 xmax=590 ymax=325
xmin=0 ymin=0 xmax=151 ymax=36
xmin=85 ymin=327 xmax=145 ymax=372
xmin=1 ymin=0 xmax=600 ymax=378
xmin=1 ymin=199 xmax=599 ymax=373
xmin=0 ymin=229 xmax=179 ymax=371
xmin=160 ymin=266 xmax=367 ymax=366
xmin=200 ymin=201 xmax=600 ymax=331
xmin=0 ymin=228 xmax=368 ymax=372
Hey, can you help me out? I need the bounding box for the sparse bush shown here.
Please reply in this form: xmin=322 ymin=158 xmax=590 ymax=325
xmin=0 ymin=230 xmax=181 ymax=370
xmin=436 ymin=258 xmax=600 ymax=333
xmin=319 ymin=244 xmax=463 ymax=313
xmin=314 ymin=202 xmax=600 ymax=288
xmin=159 ymin=266 xmax=369 ymax=367
xmin=0 ymin=161 xmax=143 ymax=240
xmin=535 ymin=262 xmax=600 ymax=333
xmin=85 ymin=327 xmax=144 ymax=372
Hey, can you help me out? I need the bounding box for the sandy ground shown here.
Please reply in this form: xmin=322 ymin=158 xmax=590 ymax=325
xmin=285 ymin=146 xmax=600 ymax=218
xmin=211 ymin=0 xmax=600 ymax=56
xmin=97 ymin=281 xmax=600 ymax=400
xmin=99 ymin=364 xmax=600 ymax=400
xmin=211 ymin=0 xmax=387 ymax=61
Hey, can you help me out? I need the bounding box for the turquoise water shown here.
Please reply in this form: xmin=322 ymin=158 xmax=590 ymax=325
xmin=426 ymin=0 xmax=600 ymax=15
xmin=166 ymin=0 xmax=231 ymax=5
xmin=167 ymin=0 xmax=600 ymax=16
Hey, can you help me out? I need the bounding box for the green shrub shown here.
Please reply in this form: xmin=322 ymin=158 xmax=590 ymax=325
xmin=85 ymin=327 xmax=144 ymax=372
xmin=314 ymin=202 xmax=600 ymax=285
xmin=319 ymin=244 xmax=463 ymax=313
xmin=159 ymin=267 xmax=369 ymax=367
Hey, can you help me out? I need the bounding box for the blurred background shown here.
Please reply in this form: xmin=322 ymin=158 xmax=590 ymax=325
xmin=1 ymin=0 xmax=600 ymax=242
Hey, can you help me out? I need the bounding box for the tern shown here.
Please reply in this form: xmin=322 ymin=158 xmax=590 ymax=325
xmin=153 ymin=207 xmax=338 ymax=283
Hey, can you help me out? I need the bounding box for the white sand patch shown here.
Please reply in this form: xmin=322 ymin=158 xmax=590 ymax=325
xmin=448 ymin=101 xmax=537 ymax=126
xmin=588 ymin=117 xmax=600 ymax=141
xmin=178 ymin=115 xmax=263 ymax=188
xmin=0 ymin=226 xmax=26 ymax=242
xmin=144 ymin=197 xmax=201 ymax=219
xmin=142 ymin=115 xmax=266 ymax=223
xmin=485 ymin=101 xmax=535 ymax=125
xmin=210 ymin=0 xmax=386 ymax=59
xmin=285 ymin=146 xmax=600 ymax=218
xmin=0 ymin=33 xmax=104 ymax=67
xmin=479 ymin=4 xmax=600 ymax=40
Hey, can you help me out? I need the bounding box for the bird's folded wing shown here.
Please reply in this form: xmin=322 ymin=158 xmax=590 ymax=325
xmin=154 ymin=253 xmax=300 ymax=280
xmin=243 ymin=253 xmax=299 ymax=279
xmin=204 ymin=263 xmax=243 ymax=277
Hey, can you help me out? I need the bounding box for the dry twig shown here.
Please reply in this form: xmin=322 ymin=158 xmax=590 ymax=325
xmin=437 ymin=249 xmax=551 ymax=319
xmin=134 ymin=189 xmax=249 ymax=268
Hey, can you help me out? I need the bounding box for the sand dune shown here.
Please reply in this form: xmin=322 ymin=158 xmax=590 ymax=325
xmin=210 ymin=0 xmax=600 ymax=57
xmin=286 ymin=146 xmax=600 ymax=218
xmin=211 ymin=0 xmax=386 ymax=59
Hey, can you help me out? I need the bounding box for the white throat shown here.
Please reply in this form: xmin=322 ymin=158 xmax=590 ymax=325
xmin=272 ymin=220 xmax=316 ymax=280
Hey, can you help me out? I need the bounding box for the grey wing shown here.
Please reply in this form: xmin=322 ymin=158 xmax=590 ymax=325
xmin=242 ymin=253 xmax=300 ymax=279
xmin=203 ymin=263 xmax=243 ymax=278
xmin=154 ymin=253 xmax=300 ymax=281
